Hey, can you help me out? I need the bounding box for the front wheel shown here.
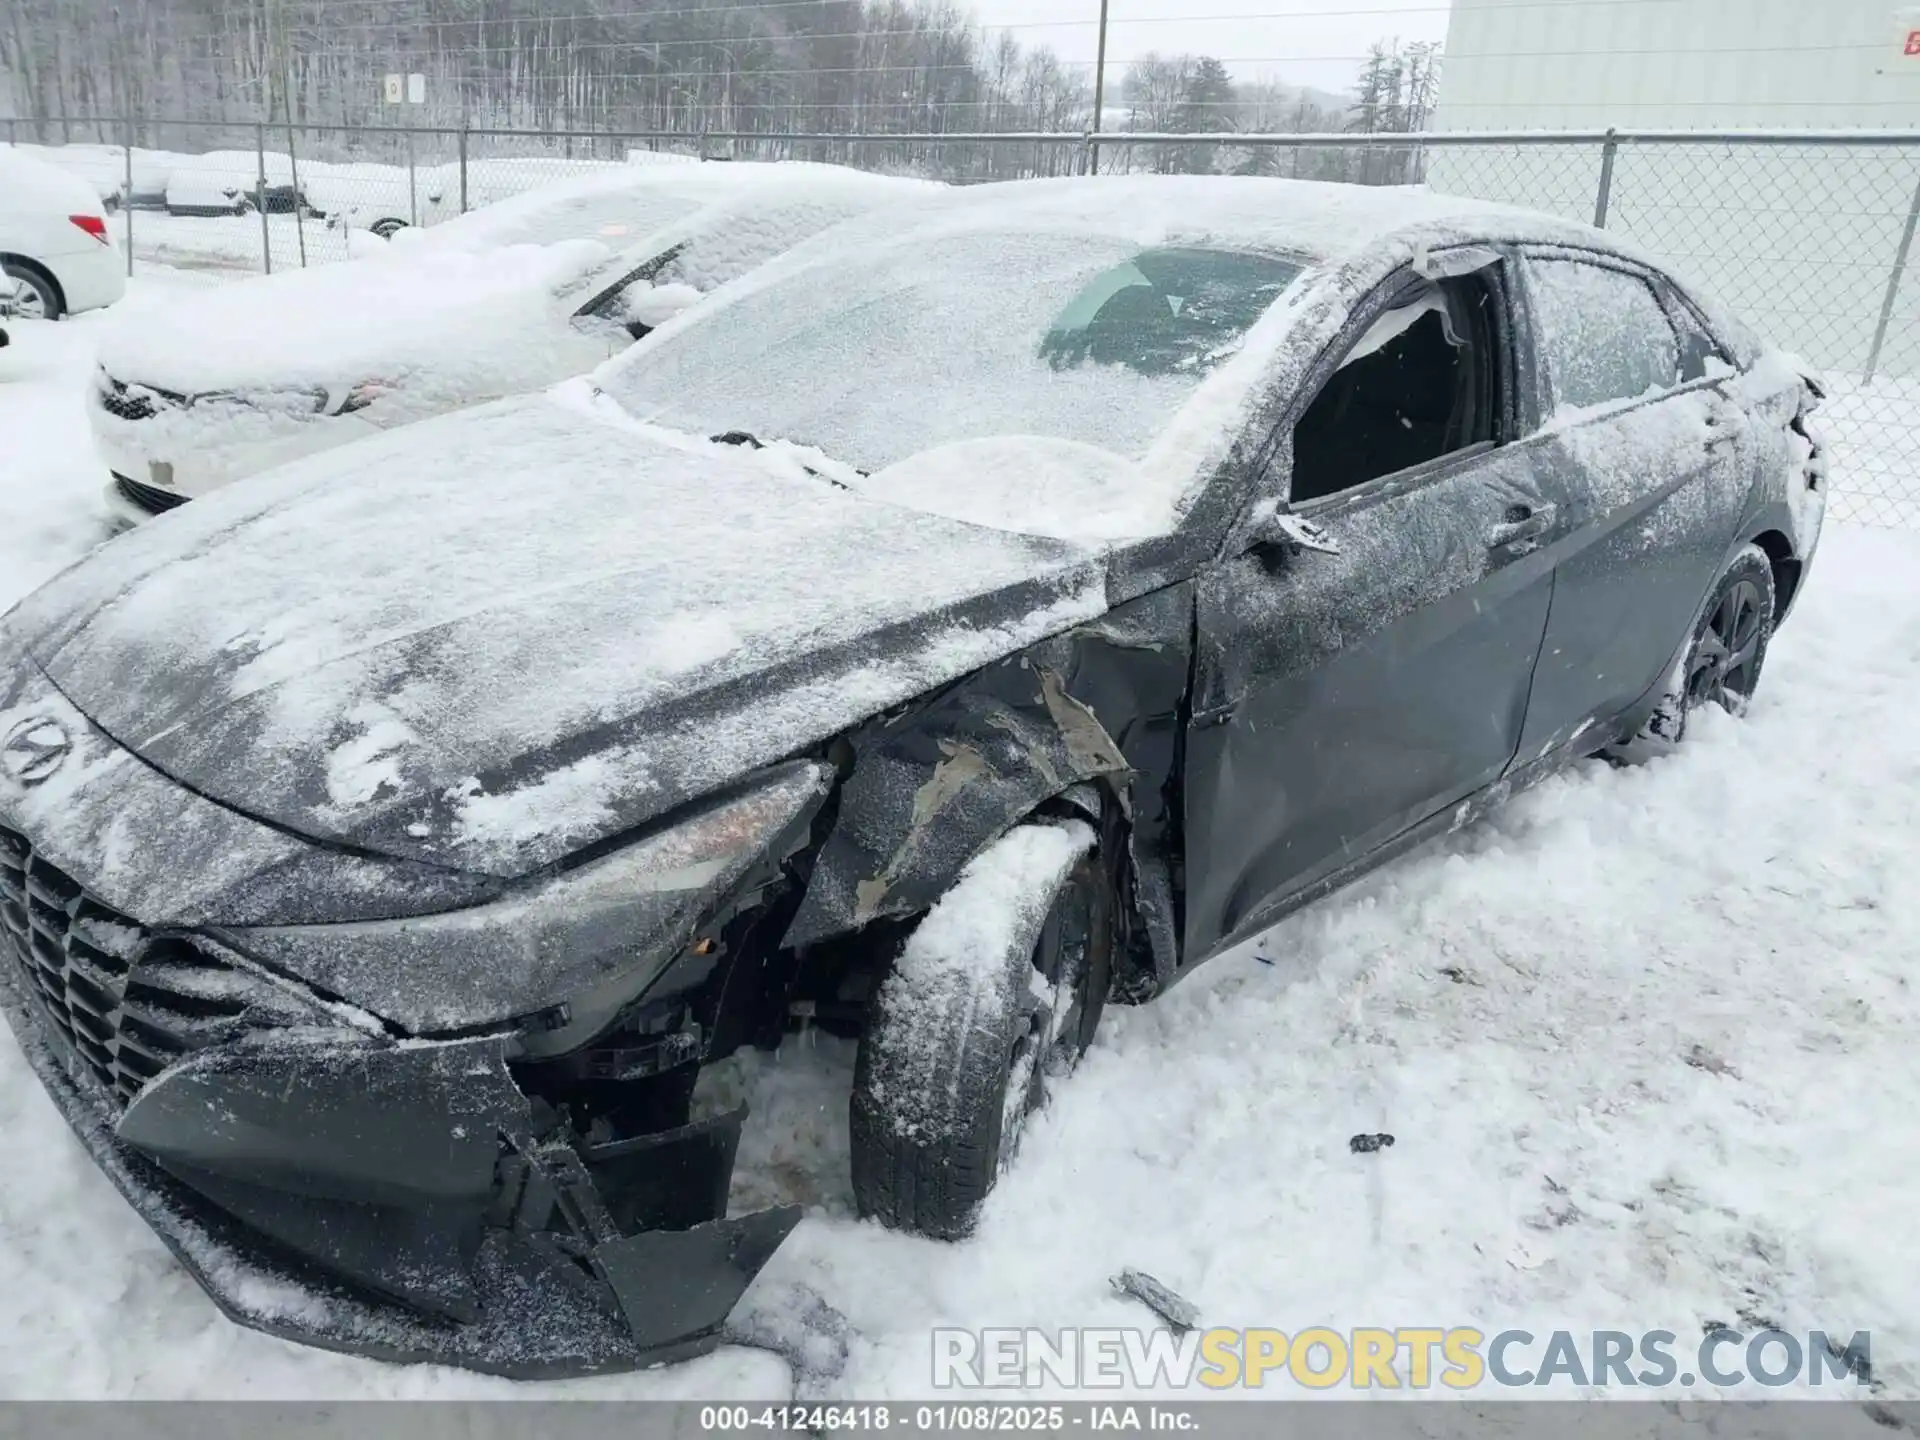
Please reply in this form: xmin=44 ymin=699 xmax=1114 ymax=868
xmin=850 ymin=819 xmax=1111 ymax=1241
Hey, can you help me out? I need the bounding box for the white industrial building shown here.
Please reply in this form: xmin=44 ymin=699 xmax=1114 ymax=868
xmin=1426 ymin=0 xmax=1920 ymax=382
xmin=1433 ymin=0 xmax=1920 ymax=130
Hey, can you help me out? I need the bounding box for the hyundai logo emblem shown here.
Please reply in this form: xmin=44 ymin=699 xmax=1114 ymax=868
xmin=1 ymin=717 xmax=73 ymax=786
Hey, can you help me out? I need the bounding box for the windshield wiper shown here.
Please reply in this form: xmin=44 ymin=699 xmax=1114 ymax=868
xmin=710 ymin=431 xmax=864 ymax=490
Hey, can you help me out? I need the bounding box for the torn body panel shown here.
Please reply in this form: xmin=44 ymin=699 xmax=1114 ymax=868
xmin=0 ymin=958 xmax=798 ymax=1377
xmin=782 ymin=585 xmax=1193 ymax=992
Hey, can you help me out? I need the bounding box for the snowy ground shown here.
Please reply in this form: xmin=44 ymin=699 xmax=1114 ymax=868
xmin=1 ymin=287 xmax=1917 ymax=1405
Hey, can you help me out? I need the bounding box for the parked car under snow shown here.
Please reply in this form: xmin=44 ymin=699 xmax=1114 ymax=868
xmin=0 ymin=176 xmax=1826 ymax=1376
xmin=90 ymin=162 xmax=939 ymax=522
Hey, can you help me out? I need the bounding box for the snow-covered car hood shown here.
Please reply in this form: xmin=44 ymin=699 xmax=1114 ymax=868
xmin=91 ymin=240 xmax=614 ymax=398
xmin=10 ymin=391 xmax=1107 ymax=879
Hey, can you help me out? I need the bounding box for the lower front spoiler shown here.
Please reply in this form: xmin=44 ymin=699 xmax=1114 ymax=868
xmin=0 ymin=976 xmax=800 ymax=1379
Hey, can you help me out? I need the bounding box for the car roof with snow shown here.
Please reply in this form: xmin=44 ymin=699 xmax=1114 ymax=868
xmin=720 ymin=173 xmax=1614 ymax=272
xmin=416 ymin=160 xmax=939 ymax=254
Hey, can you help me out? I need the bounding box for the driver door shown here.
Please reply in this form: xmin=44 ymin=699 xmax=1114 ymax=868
xmin=1184 ymin=259 xmax=1561 ymax=959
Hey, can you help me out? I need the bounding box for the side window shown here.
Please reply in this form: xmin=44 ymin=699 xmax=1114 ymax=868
xmin=1290 ymin=272 xmax=1501 ymax=507
xmin=1530 ymin=258 xmax=1682 ymax=410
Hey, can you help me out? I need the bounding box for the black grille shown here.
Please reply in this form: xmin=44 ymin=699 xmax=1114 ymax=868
xmin=97 ymin=386 xmax=155 ymax=421
xmin=0 ymin=821 xmax=273 ymax=1108
xmin=96 ymin=377 xmax=187 ymax=423
xmin=113 ymin=474 xmax=189 ymax=515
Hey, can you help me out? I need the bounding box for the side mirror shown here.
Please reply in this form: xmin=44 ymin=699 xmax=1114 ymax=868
xmin=1243 ymin=498 xmax=1341 ymax=557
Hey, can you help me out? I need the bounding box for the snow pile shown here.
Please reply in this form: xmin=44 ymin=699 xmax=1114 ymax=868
xmin=858 ymin=437 xmax=1176 ymax=542
xmin=620 ymin=281 xmax=703 ymax=329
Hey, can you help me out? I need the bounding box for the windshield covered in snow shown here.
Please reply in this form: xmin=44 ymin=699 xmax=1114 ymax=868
xmin=603 ymin=233 xmax=1303 ymax=478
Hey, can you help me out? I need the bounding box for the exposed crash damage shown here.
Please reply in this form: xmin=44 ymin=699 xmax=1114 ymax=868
xmin=0 ymin=176 xmax=1827 ymax=1376
xmin=0 ymin=606 xmax=1181 ymax=1375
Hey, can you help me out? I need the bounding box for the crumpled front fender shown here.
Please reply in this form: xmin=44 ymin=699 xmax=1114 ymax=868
xmin=784 ymin=585 xmax=1193 ymax=984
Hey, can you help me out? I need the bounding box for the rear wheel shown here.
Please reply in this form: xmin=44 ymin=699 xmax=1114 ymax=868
xmin=850 ymin=819 xmax=1111 ymax=1240
xmin=1 ymin=261 xmax=60 ymax=321
xmin=370 ymin=217 xmax=409 ymax=239
xmin=1617 ymin=545 xmax=1776 ymax=754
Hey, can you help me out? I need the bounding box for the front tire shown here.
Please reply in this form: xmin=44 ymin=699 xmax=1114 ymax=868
xmin=850 ymin=819 xmax=1111 ymax=1241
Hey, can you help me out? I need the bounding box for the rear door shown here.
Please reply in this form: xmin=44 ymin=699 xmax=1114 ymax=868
xmin=1183 ymin=258 xmax=1561 ymax=958
xmin=1513 ymin=251 xmax=1758 ymax=758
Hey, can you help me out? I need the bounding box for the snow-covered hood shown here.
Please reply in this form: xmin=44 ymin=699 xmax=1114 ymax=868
xmin=8 ymin=392 xmax=1107 ymax=880
xmin=92 ymin=240 xmax=614 ymax=398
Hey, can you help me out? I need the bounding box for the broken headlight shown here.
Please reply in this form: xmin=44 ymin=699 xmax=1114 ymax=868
xmin=216 ymin=762 xmax=832 ymax=1038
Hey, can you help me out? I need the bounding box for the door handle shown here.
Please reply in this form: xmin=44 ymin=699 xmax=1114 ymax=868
xmin=1489 ymin=502 xmax=1557 ymax=549
xmin=1704 ymin=403 xmax=1745 ymax=451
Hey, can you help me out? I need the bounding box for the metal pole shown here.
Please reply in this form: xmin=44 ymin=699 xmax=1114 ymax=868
xmin=122 ymin=117 xmax=134 ymax=278
xmin=1088 ymin=0 xmax=1111 ymax=176
xmin=458 ymin=123 xmax=469 ymax=213
xmin=286 ymin=121 xmax=307 ymax=267
xmin=256 ymin=122 xmax=273 ymax=275
xmin=1592 ymin=128 xmax=1619 ymax=228
xmin=1865 ymin=168 xmax=1920 ymax=384
xmin=407 ymin=128 xmax=418 ymax=226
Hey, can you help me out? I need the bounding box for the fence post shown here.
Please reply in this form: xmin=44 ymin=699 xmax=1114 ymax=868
xmin=286 ymin=121 xmax=307 ymax=267
xmin=407 ymin=128 xmax=419 ymax=226
xmin=122 ymin=117 xmax=134 ymax=278
xmin=255 ymin=122 xmax=273 ymax=276
xmin=1865 ymin=168 xmax=1920 ymax=384
xmin=1593 ymin=128 xmax=1619 ymax=229
xmin=459 ymin=124 xmax=470 ymax=214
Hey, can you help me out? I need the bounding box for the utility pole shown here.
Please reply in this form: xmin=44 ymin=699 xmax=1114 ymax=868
xmin=1088 ymin=0 xmax=1111 ymax=176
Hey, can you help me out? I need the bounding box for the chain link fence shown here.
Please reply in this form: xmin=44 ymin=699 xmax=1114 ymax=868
xmin=5 ymin=118 xmax=1919 ymax=528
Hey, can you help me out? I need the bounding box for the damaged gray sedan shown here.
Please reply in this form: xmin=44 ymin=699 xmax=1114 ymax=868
xmin=0 ymin=176 xmax=1826 ymax=1376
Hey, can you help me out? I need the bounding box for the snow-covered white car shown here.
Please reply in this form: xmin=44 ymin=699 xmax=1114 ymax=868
xmin=91 ymin=162 xmax=938 ymax=522
xmin=0 ymin=176 xmax=1826 ymax=1376
xmin=0 ymin=147 xmax=126 ymax=320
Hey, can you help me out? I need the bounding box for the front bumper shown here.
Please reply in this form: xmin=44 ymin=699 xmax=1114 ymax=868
xmin=89 ymin=406 xmax=380 ymax=518
xmin=0 ymin=816 xmax=801 ymax=1378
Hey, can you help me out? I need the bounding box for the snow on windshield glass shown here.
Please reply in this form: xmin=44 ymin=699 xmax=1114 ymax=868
xmin=603 ymin=232 xmax=1302 ymax=479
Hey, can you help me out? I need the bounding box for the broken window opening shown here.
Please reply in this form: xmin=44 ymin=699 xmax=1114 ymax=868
xmin=1289 ymin=272 xmax=1500 ymax=506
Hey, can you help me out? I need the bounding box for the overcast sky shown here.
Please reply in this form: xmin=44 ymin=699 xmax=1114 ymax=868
xmin=967 ymin=0 xmax=1454 ymax=95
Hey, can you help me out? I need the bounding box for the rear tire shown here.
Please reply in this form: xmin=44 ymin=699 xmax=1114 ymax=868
xmin=1 ymin=261 xmax=61 ymax=321
xmin=1610 ymin=545 xmax=1776 ymax=758
xmin=850 ymin=819 xmax=1111 ymax=1241
xmin=370 ymin=218 xmax=409 ymax=239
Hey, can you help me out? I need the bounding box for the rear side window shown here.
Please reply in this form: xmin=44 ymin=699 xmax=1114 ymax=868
xmin=1530 ymin=258 xmax=1681 ymax=411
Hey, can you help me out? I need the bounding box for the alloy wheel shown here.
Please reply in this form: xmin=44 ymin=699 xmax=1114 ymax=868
xmin=1686 ymin=577 xmax=1766 ymax=716
xmin=4 ymin=277 xmax=47 ymax=320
